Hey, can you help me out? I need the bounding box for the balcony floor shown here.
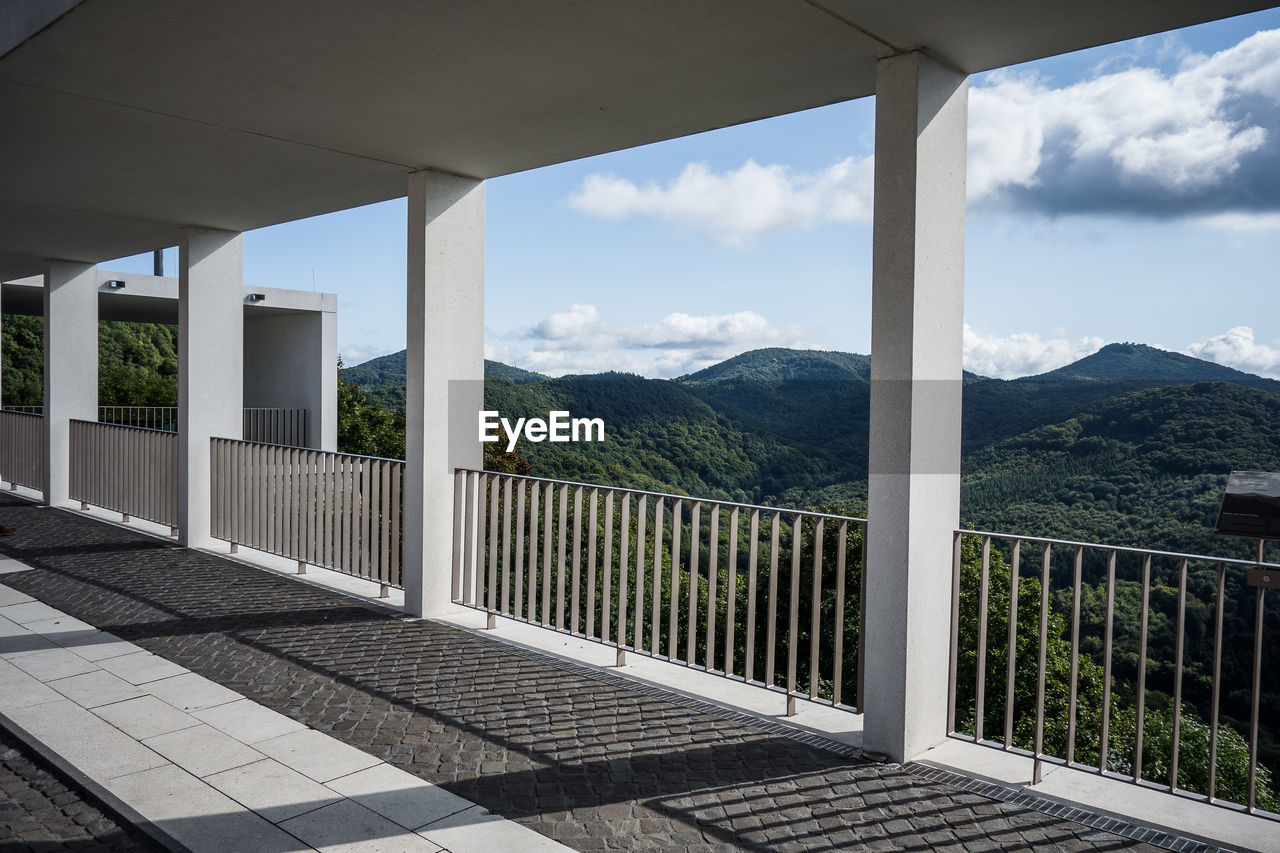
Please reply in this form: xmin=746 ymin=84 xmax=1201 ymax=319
xmin=0 ymin=494 xmax=1185 ymax=852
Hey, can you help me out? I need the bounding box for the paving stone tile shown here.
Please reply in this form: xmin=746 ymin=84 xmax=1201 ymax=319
xmin=279 ymin=799 xmax=442 ymax=852
xmin=93 ymin=694 xmax=204 ymax=739
xmin=0 ymin=584 xmax=35 ymax=606
xmin=0 ymin=555 xmax=33 ymax=575
xmin=142 ymin=724 xmax=265 ymax=777
xmin=193 ymin=697 xmax=307 ymax=743
xmin=144 ymin=672 xmax=242 ymax=712
xmin=420 ymin=805 xmax=565 ymax=852
xmin=0 ymin=657 xmax=63 ymax=711
xmin=104 ymin=764 xmax=309 ymax=853
xmin=29 ymin=621 xmax=139 ymax=661
xmin=257 ymin=729 xmax=382 ymax=783
xmin=0 ymin=618 xmax=58 ymax=657
xmin=97 ymin=650 xmax=189 ymax=685
xmin=4 ymin=699 xmax=169 ymax=780
xmin=207 ymin=757 xmax=344 ymax=823
xmin=48 ymin=669 xmax=145 ymax=708
xmin=0 ymin=601 xmax=66 ymax=625
xmin=6 ymin=646 xmax=100 ymax=681
xmin=326 ymin=763 xmax=472 ymax=830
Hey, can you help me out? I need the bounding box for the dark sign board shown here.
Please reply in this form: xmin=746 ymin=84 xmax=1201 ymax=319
xmin=1215 ymin=471 xmax=1280 ymax=540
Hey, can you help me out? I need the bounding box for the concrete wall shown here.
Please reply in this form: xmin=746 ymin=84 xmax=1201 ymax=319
xmin=243 ymin=308 xmax=337 ymax=450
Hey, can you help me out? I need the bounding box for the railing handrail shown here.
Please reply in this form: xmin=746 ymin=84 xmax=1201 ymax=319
xmin=222 ymin=436 xmax=403 ymax=465
xmin=456 ymin=467 xmax=869 ymax=524
xmin=0 ymin=407 xmax=43 ymax=417
xmin=71 ymin=417 xmax=173 ymax=437
xmin=956 ymin=527 xmax=1280 ymax=570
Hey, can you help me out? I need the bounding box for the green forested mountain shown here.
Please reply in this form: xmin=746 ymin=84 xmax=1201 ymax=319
xmin=680 ymin=347 xmax=871 ymax=383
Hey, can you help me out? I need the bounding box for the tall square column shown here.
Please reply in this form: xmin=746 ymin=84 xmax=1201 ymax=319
xmin=403 ymin=170 xmax=485 ymax=618
xmin=178 ymin=227 xmax=243 ymax=547
xmin=42 ymin=261 xmax=98 ymax=505
xmin=863 ymin=50 xmax=969 ymax=762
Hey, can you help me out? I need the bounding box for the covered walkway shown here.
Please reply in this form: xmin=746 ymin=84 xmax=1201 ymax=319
xmin=0 ymin=495 xmax=1192 ymax=852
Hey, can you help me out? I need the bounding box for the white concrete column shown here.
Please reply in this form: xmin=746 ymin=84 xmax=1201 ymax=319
xmin=242 ymin=305 xmax=337 ymax=451
xmin=42 ymin=261 xmax=98 ymax=506
xmin=178 ymin=228 xmax=243 ymax=547
xmin=863 ymin=50 xmax=968 ymax=762
xmin=403 ymin=170 xmax=484 ymax=618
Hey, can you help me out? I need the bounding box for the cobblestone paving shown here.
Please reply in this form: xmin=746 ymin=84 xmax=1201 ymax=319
xmin=0 ymin=730 xmax=162 ymax=852
xmin=0 ymin=496 xmax=1169 ymax=852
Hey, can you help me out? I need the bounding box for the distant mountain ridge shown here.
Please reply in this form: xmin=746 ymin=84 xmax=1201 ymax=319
xmin=1024 ymin=342 xmax=1270 ymax=384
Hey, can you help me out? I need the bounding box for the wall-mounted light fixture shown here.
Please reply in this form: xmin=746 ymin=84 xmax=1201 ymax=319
xmin=104 ymin=280 xmax=126 ymax=289
xmin=247 ymin=293 xmax=266 ymax=302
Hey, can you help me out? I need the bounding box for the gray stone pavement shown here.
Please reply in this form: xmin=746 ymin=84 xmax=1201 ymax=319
xmin=0 ymin=728 xmax=162 ymax=852
xmin=0 ymin=495 xmax=1175 ymax=852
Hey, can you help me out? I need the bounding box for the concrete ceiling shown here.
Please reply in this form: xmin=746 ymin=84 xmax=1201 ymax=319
xmin=1 ymin=0 xmax=1276 ymax=281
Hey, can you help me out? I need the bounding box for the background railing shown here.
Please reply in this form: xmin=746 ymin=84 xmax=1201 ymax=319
xmin=210 ymin=438 xmax=403 ymax=593
xmin=98 ymin=405 xmax=178 ymax=432
xmin=0 ymin=410 xmax=44 ymax=490
xmin=949 ymin=529 xmax=1279 ymax=819
xmin=69 ymin=419 xmax=178 ymax=529
xmin=243 ymin=407 xmax=308 ymax=448
xmin=3 ymin=406 xmax=307 ymax=447
xmin=452 ymin=468 xmax=868 ymax=714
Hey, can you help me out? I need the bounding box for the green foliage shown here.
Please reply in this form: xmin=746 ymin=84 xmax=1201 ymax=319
xmin=337 ymin=361 xmax=405 ymax=459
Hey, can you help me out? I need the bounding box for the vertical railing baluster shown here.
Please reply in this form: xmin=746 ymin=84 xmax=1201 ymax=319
xmin=1100 ymin=550 xmax=1117 ymax=773
xmin=1033 ymin=543 xmax=1051 ymax=784
xmin=834 ymin=520 xmax=848 ymax=708
xmin=946 ymin=531 xmax=961 ymax=732
xmin=975 ymin=536 xmax=991 ymax=742
xmin=1004 ymin=541 xmax=1021 ymax=750
xmin=571 ymin=485 xmax=583 ymax=635
xmin=487 ymin=474 xmax=500 ymax=627
xmin=451 ymin=470 xmax=465 ymax=601
xmin=556 ymin=484 xmax=568 ymax=631
xmin=1170 ymin=558 xmax=1187 ymax=792
xmin=514 ymin=480 xmax=527 ymax=620
xmin=809 ymin=518 xmax=824 ymax=701
xmin=1248 ymin=567 xmax=1265 ymax=814
xmin=650 ymin=497 xmax=664 ymax=655
xmin=541 ymin=482 xmax=553 ymax=625
xmin=765 ymin=511 xmax=781 ymax=687
xmin=786 ymin=514 xmax=801 ymax=714
xmin=502 ymin=477 xmax=513 ymax=616
xmin=1067 ymin=546 xmax=1083 ymax=766
xmin=705 ymin=505 xmax=719 ymax=672
xmin=602 ymin=490 xmax=614 ymax=645
xmin=1209 ymin=561 xmax=1226 ymax=801
xmin=687 ymin=502 xmax=700 ymax=666
xmin=617 ymin=493 xmax=631 ymax=662
xmin=1134 ymin=554 xmax=1152 ymax=784
xmin=586 ymin=487 xmax=598 ymax=638
xmin=725 ymin=507 xmax=740 ymax=678
xmin=633 ymin=495 xmax=647 ymax=651
xmin=526 ymin=482 xmax=540 ymax=621
xmin=669 ymin=500 xmax=682 ymax=660
xmin=745 ymin=508 xmax=759 ymax=683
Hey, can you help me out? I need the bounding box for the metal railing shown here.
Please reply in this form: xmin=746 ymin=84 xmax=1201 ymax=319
xmin=210 ymin=438 xmax=403 ymax=593
xmin=243 ymin=408 xmax=308 ymax=448
xmin=69 ymin=420 xmax=179 ymax=530
xmin=452 ymin=469 xmax=868 ymax=714
xmin=0 ymin=410 xmax=44 ymax=490
xmin=949 ymin=529 xmax=1279 ymax=819
xmin=98 ymin=405 xmax=178 ymax=432
xmin=0 ymin=405 xmax=43 ymax=415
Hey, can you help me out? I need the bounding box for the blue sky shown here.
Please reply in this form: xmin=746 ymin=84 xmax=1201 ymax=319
xmin=114 ymin=9 xmax=1280 ymax=380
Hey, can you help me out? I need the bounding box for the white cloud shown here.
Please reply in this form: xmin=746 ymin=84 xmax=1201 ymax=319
xmin=969 ymin=29 xmax=1280 ymax=213
xmin=570 ymin=29 xmax=1280 ymax=239
xmin=340 ymin=344 xmax=392 ymax=367
xmin=502 ymin=305 xmax=812 ymax=377
xmin=1190 ymin=211 xmax=1280 ymax=231
xmin=963 ymin=324 xmax=1105 ymax=379
xmin=568 ymin=157 xmax=874 ymax=244
xmin=1186 ymin=326 xmax=1280 ymax=377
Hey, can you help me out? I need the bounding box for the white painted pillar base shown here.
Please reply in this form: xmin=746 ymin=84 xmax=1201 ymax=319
xmin=178 ymin=228 xmax=244 ymax=548
xmin=403 ymin=170 xmax=485 ymax=618
xmin=42 ymin=261 xmax=99 ymax=506
xmin=863 ymin=50 xmax=968 ymax=763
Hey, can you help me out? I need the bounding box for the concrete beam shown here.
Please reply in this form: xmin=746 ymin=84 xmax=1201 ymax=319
xmin=863 ymin=50 xmax=968 ymax=763
xmin=403 ymin=170 xmax=484 ymax=618
xmin=178 ymin=227 xmax=243 ymax=548
xmin=42 ymin=260 xmax=98 ymax=505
